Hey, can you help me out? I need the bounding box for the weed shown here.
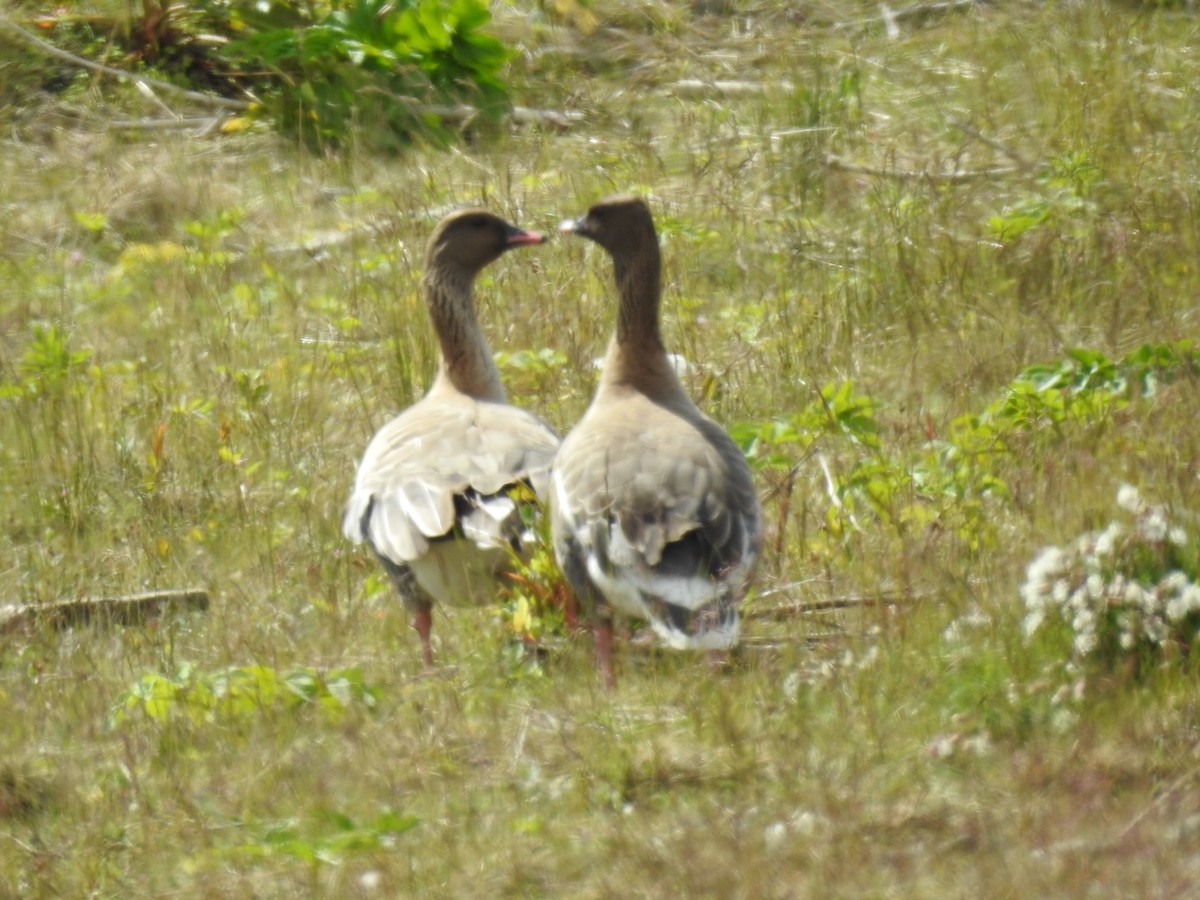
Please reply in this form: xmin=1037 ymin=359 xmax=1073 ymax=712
xmin=1022 ymin=485 xmax=1200 ymax=674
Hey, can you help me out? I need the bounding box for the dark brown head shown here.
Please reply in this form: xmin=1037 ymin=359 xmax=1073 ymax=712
xmin=559 ymin=194 xmax=658 ymax=259
xmin=426 ymin=209 xmax=546 ymax=276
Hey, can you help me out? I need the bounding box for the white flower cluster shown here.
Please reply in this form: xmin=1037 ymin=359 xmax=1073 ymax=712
xmin=1021 ymin=484 xmax=1200 ymax=662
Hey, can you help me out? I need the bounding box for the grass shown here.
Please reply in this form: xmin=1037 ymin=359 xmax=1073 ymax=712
xmin=3 ymin=0 xmax=1200 ymax=895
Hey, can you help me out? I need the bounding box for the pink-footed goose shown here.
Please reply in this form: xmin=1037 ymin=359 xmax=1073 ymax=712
xmin=551 ymin=195 xmax=762 ymax=688
xmin=343 ymin=210 xmax=560 ymax=670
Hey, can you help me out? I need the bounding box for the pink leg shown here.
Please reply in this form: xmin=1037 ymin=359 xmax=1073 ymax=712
xmin=594 ymin=618 xmax=616 ymax=691
xmin=412 ymin=608 xmax=435 ymax=672
xmin=563 ymin=589 xmax=581 ymax=631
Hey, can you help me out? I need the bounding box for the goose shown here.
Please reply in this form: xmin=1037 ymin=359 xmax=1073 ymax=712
xmin=551 ymin=195 xmax=762 ymax=688
xmin=343 ymin=209 xmax=560 ymax=670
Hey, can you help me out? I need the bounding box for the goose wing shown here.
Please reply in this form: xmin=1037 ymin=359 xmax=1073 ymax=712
xmin=552 ymin=395 xmax=761 ymax=649
xmin=345 ymin=395 xmax=560 ymax=567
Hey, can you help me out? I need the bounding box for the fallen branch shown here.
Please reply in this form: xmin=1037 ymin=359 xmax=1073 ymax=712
xmin=108 ymin=116 xmax=227 ymax=131
xmin=841 ymin=0 xmax=985 ymax=33
xmin=614 ymin=630 xmax=847 ymax=656
xmin=770 ymin=126 xmax=838 ymax=146
xmin=1 ymin=589 xmax=210 ymax=634
xmin=671 ymin=78 xmax=795 ymax=97
xmin=885 ymin=0 xmax=985 ymax=25
xmin=510 ymin=106 xmax=584 ymax=129
xmin=421 ymin=104 xmax=583 ymax=129
xmin=748 ymin=592 xmax=926 ymax=621
xmin=0 ymin=16 xmax=252 ymax=112
xmin=738 ymin=633 xmax=847 ymax=648
xmin=824 ymin=154 xmax=1019 ymax=184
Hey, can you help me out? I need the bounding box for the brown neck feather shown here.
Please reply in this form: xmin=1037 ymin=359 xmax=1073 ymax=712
xmin=599 ymin=238 xmax=689 ymax=403
xmin=423 ymin=267 xmax=506 ymax=402
xmin=614 ymin=248 xmax=663 ymax=352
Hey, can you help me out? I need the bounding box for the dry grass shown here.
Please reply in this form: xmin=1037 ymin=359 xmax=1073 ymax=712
xmin=3 ymin=0 xmax=1200 ymax=896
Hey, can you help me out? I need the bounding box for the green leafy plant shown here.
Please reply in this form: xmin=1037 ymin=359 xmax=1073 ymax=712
xmin=948 ymin=342 xmax=1199 ymax=463
xmin=1 ymin=324 xmax=93 ymax=399
xmin=988 ymin=150 xmax=1101 ymax=242
xmin=732 ymin=380 xmax=881 ymax=473
xmin=495 ymin=484 xmax=573 ymax=673
xmin=500 ymin=542 xmax=571 ymax=645
xmin=494 ymin=347 xmax=568 ymax=405
xmin=184 ymin=207 xmax=244 ymax=264
xmin=224 ymin=808 xmax=419 ymax=888
xmin=790 ymin=67 xmax=863 ymax=130
xmin=111 ymin=663 xmax=379 ymax=727
xmin=732 ymin=345 xmax=1198 ymax=555
xmin=205 ymin=0 xmax=511 ymax=147
xmin=1015 ymin=342 xmax=1200 ymax=401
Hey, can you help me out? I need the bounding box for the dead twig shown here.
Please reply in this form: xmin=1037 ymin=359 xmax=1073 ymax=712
xmin=1113 ymin=762 xmax=1200 ymax=847
xmin=1 ymin=589 xmax=210 ymax=634
xmin=816 ymin=452 xmax=866 ymax=533
xmin=948 ymin=117 xmax=1039 ymax=173
xmin=1038 ymin=763 xmax=1200 ymax=860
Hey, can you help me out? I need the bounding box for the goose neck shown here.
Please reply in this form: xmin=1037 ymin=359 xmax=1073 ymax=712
xmin=613 ymin=248 xmax=664 ymax=354
xmin=423 ymin=269 xmax=506 ymax=402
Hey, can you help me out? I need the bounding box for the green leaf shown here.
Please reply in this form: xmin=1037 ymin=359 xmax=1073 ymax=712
xmin=316 ymin=809 xmax=357 ymax=832
xmin=988 ymin=203 xmax=1050 ymax=241
xmin=72 ymin=210 xmax=108 ymax=233
xmin=373 ymin=811 xmax=421 ymax=834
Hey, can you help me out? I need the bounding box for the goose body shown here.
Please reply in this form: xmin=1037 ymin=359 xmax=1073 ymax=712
xmin=343 ymin=210 xmax=559 ymax=668
xmin=552 ymin=195 xmax=762 ymax=687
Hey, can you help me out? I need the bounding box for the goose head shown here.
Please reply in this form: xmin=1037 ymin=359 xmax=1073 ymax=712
xmin=427 ymin=209 xmax=546 ymax=275
xmin=559 ymin=194 xmax=657 ymax=258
